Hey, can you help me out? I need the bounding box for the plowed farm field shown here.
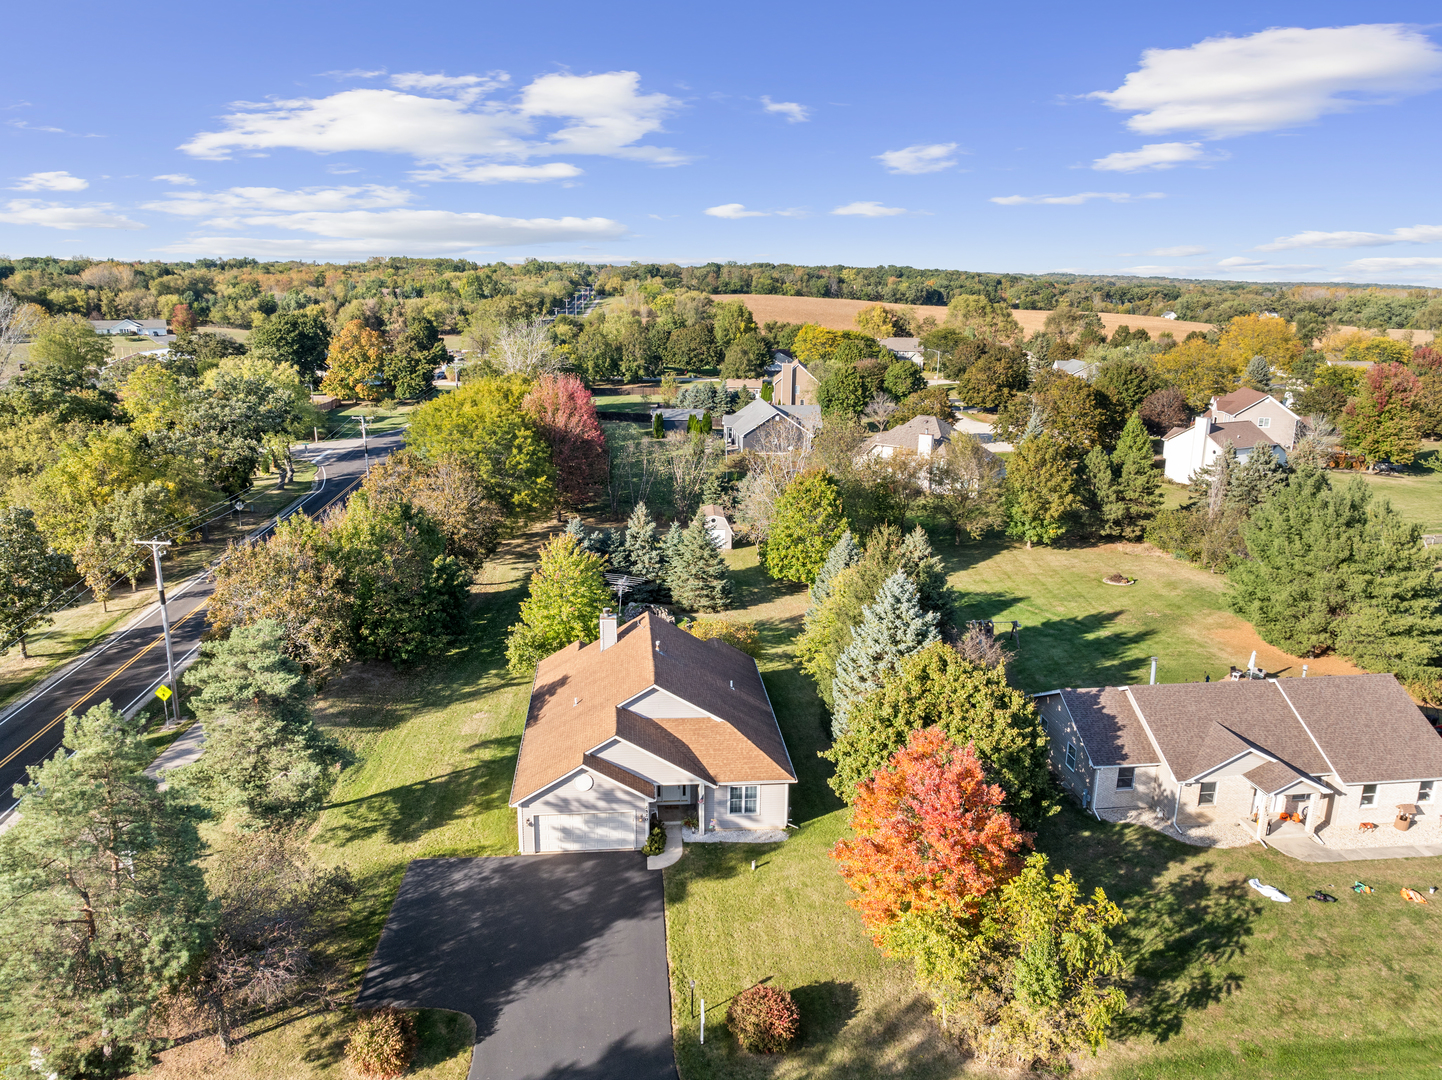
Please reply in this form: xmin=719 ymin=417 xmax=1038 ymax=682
xmin=711 ymin=293 xmax=1215 ymax=338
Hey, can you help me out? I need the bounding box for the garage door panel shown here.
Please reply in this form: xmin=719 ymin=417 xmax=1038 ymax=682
xmin=539 ymin=812 xmax=637 ymax=851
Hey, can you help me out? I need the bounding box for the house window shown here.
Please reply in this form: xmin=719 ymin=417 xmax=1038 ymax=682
xmin=1198 ymin=782 xmax=1217 ymax=805
xmin=728 ymin=785 xmax=758 ymax=815
xmin=1255 ymin=416 xmax=1271 ymax=428
xmin=1360 ymin=784 xmax=1377 ymax=807
xmin=1116 ymin=767 xmax=1135 ymax=790
xmin=1419 ymin=781 xmax=1434 ymax=803
xmin=1065 ymin=744 xmax=1077 ymax=772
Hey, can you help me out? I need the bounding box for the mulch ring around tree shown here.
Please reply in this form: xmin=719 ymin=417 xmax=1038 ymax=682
xmin=1102 ymin=574 xmax=1137 ymax=586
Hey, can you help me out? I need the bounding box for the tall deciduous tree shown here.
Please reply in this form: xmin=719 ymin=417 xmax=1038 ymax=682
xmin=762 ymin=469 xmax=847 ymax=584
xmin=0 ymin=702 xmax=214 ymax=1076
xmin=1216 ymin=313 xmax=1303 ymax=375
xmin=832 ymin=728 xmax=1031 ymax=934
xmin=666 ymin=514 xmax=733 ymax=612
xmin=360 ymin=451 xmax=504 ymax=569
xmin=1005 ymin=433 xmax=1081 ymax=548
xmin=388 ymin=315 xmax=448 ymax=400
xmin=29 ymin=314 xmax=112 ymax=374
xmin=712 ymin=300 xmax=759 ymax=352
xmin=174 ymin=620 xmax=344 ymax=826
xmin=831 ymin=570 xmax=940 ymax=734
xmin=925 ymin=434 xmax=1006 ymax=544
xmin=1342 ymin=361 xmax=1422 ymax=465
xmin=823 ymin=641 xmax=1054 ymax=825
xmin=944 ymin=296 xmax=1022 ymax=343
xmin=0 ymin=507 xmax=72 ymax=657
xmin=506 ymin=533 xmax=610 ymax=672
xmin=318 ymin=319 xmax=386 ymax=401
xmin=523 ymin=374 xmax=607 ymax=514
xmin=249 ymin=311 xmax=332 ymax=382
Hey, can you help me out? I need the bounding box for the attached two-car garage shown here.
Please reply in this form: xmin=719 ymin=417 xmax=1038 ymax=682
xmin=536 ymin=812 xmax=638 ymax=852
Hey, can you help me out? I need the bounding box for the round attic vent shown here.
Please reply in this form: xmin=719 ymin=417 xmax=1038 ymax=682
xmin=574 ymin=773 xmax=594 ymax=791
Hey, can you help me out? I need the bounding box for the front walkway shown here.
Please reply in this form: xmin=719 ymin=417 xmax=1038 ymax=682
xmin=1265 ymin=833 xmax=1442 ymax=862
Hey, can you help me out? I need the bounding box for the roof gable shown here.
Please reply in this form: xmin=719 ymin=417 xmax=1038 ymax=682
xmin=1275 ymin=674 xmax=1442 ymax=784
xmin=1053 ymin=687 xmax=1160 ymax=767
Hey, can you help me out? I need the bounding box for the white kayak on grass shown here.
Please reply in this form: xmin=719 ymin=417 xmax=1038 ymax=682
xmin=1248 ymin=877 xmax=1291 ymax=902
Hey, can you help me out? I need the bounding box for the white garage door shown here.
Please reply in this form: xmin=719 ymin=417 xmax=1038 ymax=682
xmin=538 ymin=812 xmax=637 ymax=852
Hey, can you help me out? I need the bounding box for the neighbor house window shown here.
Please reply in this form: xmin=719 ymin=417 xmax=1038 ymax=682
xmin=1360 ymin=784 xmax=1377 ymax=807
xmin=1065 ymin=744 xmax=1077 ymax=772
xmin=1419 ymin=781 xmax=1434 ymax=803
xmin=728 ymin=786 xmax=758 ymax=815
xmin=1198 ymin=782 xmax=1217 ymax=805
xmin=1255 ymin=416 xmax=1271 ymax=428
xmin=1116 ymin=767 xmax=1135 ymax=790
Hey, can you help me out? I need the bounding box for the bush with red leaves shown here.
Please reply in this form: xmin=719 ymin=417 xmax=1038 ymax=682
xmin=727 ymin=984 xmax=800 ymax=1053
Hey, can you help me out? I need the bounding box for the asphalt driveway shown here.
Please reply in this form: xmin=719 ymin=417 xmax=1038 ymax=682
xmin=356 ymin=853 xmax=676 ymax=1080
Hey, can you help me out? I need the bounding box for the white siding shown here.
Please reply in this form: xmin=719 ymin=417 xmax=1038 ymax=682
xmin=619 ymin=688 xmax=711 ymax=719
xmin=592 ymin=738 xmax=703 ymax=784
xmin=712 ymin=782 xmax=790 ymax=830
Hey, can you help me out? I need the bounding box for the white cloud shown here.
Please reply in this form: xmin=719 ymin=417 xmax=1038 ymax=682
xmin=12 ymin=170 xmax=88 ymax=191
xmin=760 ymin=96 xmax=809 ymax=123
xmin=179 ymin=70 xmax=686 ymax=178
xmin=705 ymin=203 xmax=768 ymax=219
xmin=876 ymin=143 xmax=959 ymax=174
xmin=0 ymin=199 xmax=143 ymax=229
xmin=1090 ymin=142 xmax=1218 ymax=172
xmin=158 ymin=208 xmax=624 ymax=258
xmin=1342 ymin=256 xmax=1442 ymax=277
xmin=411 ymin=162 xmax=583 ymax=183
xmin=831 ymin=201 xmax=908 ymax=217
xmin=1091 ymin=25 xmax=1442 ymax=137
xmin=1258 ymin=224 xmax=1442 ymax=250
xmin=1148 ymin=245 xmax=1208 ymax=256
xmin=991 ymin=191 xmax=1164 ymax=205
xmin=142 ymin=184 xmax=413 ymax=217
xmin=153 ymin=173 xmax=197 ymax=185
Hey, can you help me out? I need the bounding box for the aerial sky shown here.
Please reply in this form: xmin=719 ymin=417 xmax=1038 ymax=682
xmin=2 ymin=1 xmax=1441 ymax=284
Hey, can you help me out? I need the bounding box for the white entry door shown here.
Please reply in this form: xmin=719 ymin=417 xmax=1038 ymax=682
xmin=537 ymin=812 xmax=636 ymax=852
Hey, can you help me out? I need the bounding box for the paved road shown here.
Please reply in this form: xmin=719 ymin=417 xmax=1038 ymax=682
xmin=357 ymin=855 xmax=676 ymax=1080
xmin=0 ymin=430 xmax=401 ymax=810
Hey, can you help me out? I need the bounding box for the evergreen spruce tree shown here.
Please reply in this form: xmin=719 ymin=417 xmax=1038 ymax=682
xmin=1110 ymin=412 xmax=1163 ymax=538
xmin=830 ymin=570 xmax=940 ymax=736
xmin=1082 ymin=444 xmax=1123 ymax=538
xmin=1244 ymin=355 xmax=1272 ymax=391
xmin=896 ymin=525 xmax=951 ymax=618
xmin=661 ymin=521 xmax=685 ymax=585
xmin=667 ymin=515 xmax=734 ymax=612
xmin=0 ymin=702 xmax=214 ymax=1075
xmin=1189 ymin=443 xmax=1240 ymax=514
xmin=618 ymin=501 xmax=666 ymax=598
xmin=174 ymin=620 xmax=344 ymax=826
xmin=1228 ymin=447 xmax=1287 ymax=511
xmin=810 ymin=530 xmax=862 ymax=607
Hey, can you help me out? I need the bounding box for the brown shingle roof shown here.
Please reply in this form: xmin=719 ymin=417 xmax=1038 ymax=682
xmin=1213 ymin=387 xmax=1271 ymax=416
xmin=1056 ymin=688 xmax=1159 ymax=766
xmin=582 ymin=752 xmax=657 ymax=797
xmin=1206 ymin=420 xmax=1277 ymax=451
xmin=1243 ymin=759 xmax=1325 ymax=795
xmin=863 ymin=415 xmax=953 ymax=453
xmin=1276 ymin=674 xmax=1442 ymax=784
xmin=1126 ymin=681 xmax=1329 ymax=781
xmin=510 ymin=613 xmax=794 ymax=804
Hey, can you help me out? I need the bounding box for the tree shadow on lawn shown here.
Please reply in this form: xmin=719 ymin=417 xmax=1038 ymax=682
xmin=950 ymin=606 xmax=1159 ymax=693
xmin=791 ymin=980 xmax=862 ymax=1046
xmin=728 ymin=553 xmax=808 ymax=612
xmin=1036 ymin=806 xmax=1264 ymax=1045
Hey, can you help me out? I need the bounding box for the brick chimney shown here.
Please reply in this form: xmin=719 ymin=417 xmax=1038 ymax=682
xmin=599 ymin=608 xmax=617 ymax=651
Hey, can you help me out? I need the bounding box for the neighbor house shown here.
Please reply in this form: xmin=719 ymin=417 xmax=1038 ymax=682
xmin=861 ymin=415 xmax=952 ymax=459
xmin=724 ymin=378 xmax=766 ymax=401
xmin=772 ymin=359 xmax=820 ymax=406
xmin=1161 ymin=413 xmax=1285 ymax=483
xmin=1208 ymin=387 xmax=1300 ymax=449
xmin=698 ymin=504 xmax=734 ymax=550
xmin=879 ymin=337 xmax=924 ymax=365
xmin=509 ymin=611 xmax=797 ymax=852
xmin=1034 ymin=675 xmax=1442 ymax=847
xmin=722 ymin=397 xmax=821 ymax=453
xmin=89 ymin=317 xmax=169 ymax=338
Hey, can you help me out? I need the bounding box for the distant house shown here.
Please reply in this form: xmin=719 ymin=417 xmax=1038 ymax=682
xmin=879 ymin=337 xmax=924 ymax=365
xmin=722 ymin=398 xmax=821 ymax=453
xmin=772 ymin=359 xmax=820 ymax=407
xmin=89 ymin=318 xmax=169 ymax=338
xmin=1161 ymin=388 xmax=1298 ymax=483
xmin=1034 ymin=674 xmax=1442 ymax=849
xmin=1052 ymin=359 xmax=1093 ymax=378
xmin=1208 ymin=388 xmax=1300 ymax=450
xmin=509 ymin=610 xmax=796 ymax=852
xmin=724 ymin=378 xmax=766 ymax=400
xmin=699 ymin=504 xmax=734 ymax=550
xmin=861 ymin=415 xmax=952 ymax=459
xmin=1163 ymin=311 xmax=1178 ymax=320
xmin=654 ymin=408 xmax=711 ymax=433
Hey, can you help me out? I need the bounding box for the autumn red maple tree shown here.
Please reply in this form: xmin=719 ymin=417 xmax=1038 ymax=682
xmin=169 ymin=302 xmax=199 ymax=334
xmin=832 ymin=727 xmax=1032 ymax=938
xmin=522 ymin=374 xmax=608 ymax=512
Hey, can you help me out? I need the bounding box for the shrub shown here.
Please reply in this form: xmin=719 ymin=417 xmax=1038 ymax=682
xmin=641 ymin=825 xmax=667 ymax=856
xmin=727 ymin=985 xmax=800 ymax=1053
xmin=684 ymin=618 xmax=760 ymax=657
xmin=347 ymin=1008 xmax=418 ymax=1079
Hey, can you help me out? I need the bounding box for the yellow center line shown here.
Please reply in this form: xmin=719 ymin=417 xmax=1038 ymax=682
xmin=0 ymin=601 xmax=208 ymax=770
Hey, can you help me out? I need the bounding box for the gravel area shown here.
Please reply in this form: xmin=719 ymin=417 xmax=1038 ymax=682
xmin=1098 ymin=806 xmax=1442 ymax=852
xmin=682 ymin=827 xmax=789 ymax=844
xmin=1096 ymin=806 xmax=1256 ymax=849
xmin=1313 ymin=820 xmax=1442 ymax=849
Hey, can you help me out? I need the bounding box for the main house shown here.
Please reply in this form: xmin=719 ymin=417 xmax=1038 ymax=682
xmin=1161 ymin=388 xmax=1299 ymax=484
xmin=509 ymin=611 xmax=796 ymax=853
xmin=1035 ymin=674 xmax=1442 ymax=847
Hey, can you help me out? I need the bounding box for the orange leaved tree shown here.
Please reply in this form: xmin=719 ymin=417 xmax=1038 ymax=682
xmin=831 ymin=726 xmax=1031 ymax=939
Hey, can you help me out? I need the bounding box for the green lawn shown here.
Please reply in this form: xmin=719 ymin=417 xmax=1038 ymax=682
xmin=1352 ymin=443 xmax=1442 ymax=534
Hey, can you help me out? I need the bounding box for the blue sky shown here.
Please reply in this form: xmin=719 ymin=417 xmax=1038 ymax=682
xmin=3 ymin=1 xmax=1441 ymax=284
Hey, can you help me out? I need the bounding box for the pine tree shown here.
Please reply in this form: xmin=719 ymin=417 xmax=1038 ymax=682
xmin=1110 ymin=412 xmax=1163 ymax=538
xmin=831 ymin=570 xmax=940 ymax=736
xmin=1004 ymin=433 xmax=1082 ymax=548
xmin=810 ymin=530 xmax=862 ymax=607
xmin=1244 ymin=354 xmax=1272 ymax=391
xmin=1228 ymin=447 xmax=1286 ymax=511
xmin=661 ymin=521 xmax=685 ymax=586
xmin=1082 ymin=445 xmax=1123 ymax=538
xmin=173 ymin=620 xmax=344 ymax=826
xmin=618 ymin=501 xmax=666 ymax=599
xmin=667 ymin=515 xmax=734 ymax=612
xmin=506 ymin=534 xmax=610 ymax=672
xmin=652 ymin=411 xmax=664 ymax=439
xmin=896 ymin=525 xmax=951 ymax=618
xmin=0 ymin=702 xmax=214 ymax=1075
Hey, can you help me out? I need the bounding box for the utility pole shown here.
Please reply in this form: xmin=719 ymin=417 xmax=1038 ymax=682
xmin=359 ymin=415 xmax=369 ymax=449
xmin=134 ymin=540 xmax=180 ymax=729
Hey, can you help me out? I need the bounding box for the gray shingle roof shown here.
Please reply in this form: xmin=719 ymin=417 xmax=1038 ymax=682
xmin=1056 ymin=688 xmax=1159 ymax=766
xmin=1276 ymin=674 xmax=1442 ymax=784
xmin=863 ymin=414 xmax=953 ymax=452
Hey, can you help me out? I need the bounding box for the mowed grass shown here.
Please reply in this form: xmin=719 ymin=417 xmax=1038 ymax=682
xmin=1352 ymin=443 xmax=1442 ymax=534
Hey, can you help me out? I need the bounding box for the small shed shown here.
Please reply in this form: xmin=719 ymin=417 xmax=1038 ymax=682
xmin=699 ymin=504 xmax=734 ymax=550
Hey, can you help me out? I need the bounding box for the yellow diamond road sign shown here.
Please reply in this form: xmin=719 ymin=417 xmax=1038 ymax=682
xmin=154 ymin=685 xmax=172 ymax=702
